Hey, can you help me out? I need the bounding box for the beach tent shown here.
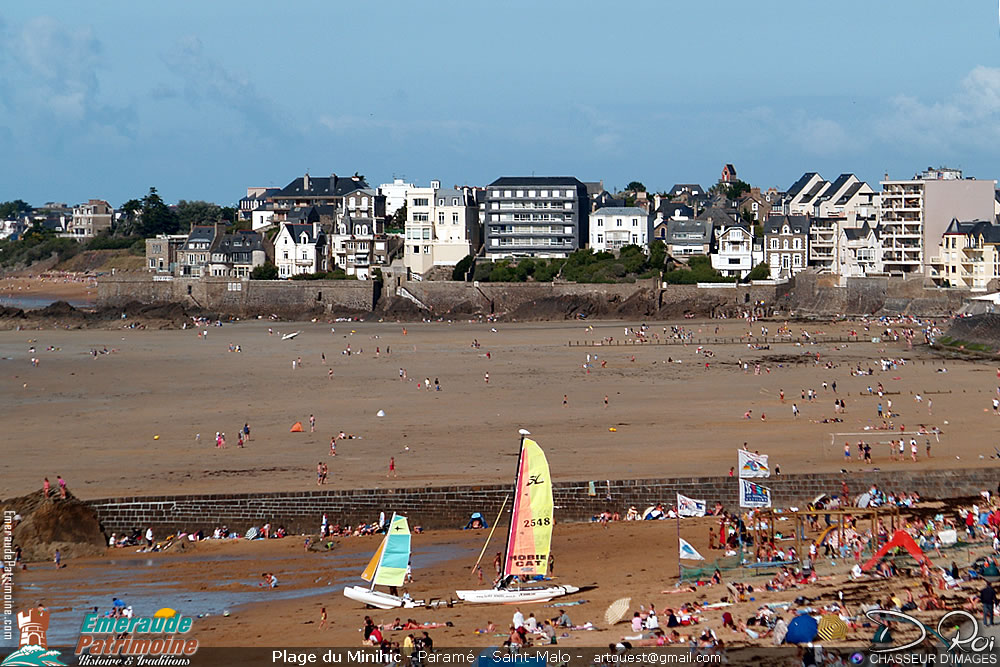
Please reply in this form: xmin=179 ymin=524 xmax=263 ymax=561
xmin=861 ymin=530 xmax=931 ymax=572
xmin=783 ymin=615 xmax=818 ymax=644
xmin=290 ymin=422 xmax=303 ymax=432
xmin=463 ymin=513 xmax=488 ymax=530
xmin=855 ymin=492 xmax=872 ymax=508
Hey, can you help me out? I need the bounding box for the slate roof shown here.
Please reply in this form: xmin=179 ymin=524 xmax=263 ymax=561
xmin=592 ymin=207 xmax=648 ymax=218
xmin=942 ymin=218 xmax=1000 ymax=242
xmin=283 ymin=223 xmax=323 ymax=244
xmin=489 ymin=176 xmax=586 ymax=187
xmin=668 ymin=184 xmax=705 ymax=196
xmin=786 ymin=173 xmax=818 ymax=199
xmin=656 ymin=202 xmax=695 ymax=218
xmin=274 ymin=175 xmax=368 ymax=199
xmin=843 ymin=222 xmax=877 ymax=241
xmin=665 ymin=219 xmax=713 ymax=243
xmin=695 ymin=205 xmax=737 ymax=226
xmin=764 ymin=215 xmax=810 ymax=235
xmin=835 ymin=182 xmax=866 ymax=206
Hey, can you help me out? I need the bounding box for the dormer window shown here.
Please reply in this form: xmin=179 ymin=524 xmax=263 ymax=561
xmin=300 ymin=234 xmax=308 ymax=244
xmin=783 ymin=225 xmax=790 ymax=234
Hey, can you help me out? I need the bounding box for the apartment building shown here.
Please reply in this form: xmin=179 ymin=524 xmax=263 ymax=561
xmin=484 ymin=177 xmax=589 ymax=259
xmin=404 ymin=180 xmax=481 ymax=275
xmin=932 ymin=219 xmax=1000 ymax=290
xmin=880 ymin=168 xmax=996 ymax=277
xmin=764 ymin=215 xmax=810 ymax=277
xmin=65 ymin=199 xmax=113 ymax=240
xmin=589 ymin=207 xmax=649 ymax=252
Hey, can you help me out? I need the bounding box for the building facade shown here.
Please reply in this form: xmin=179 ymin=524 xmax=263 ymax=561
xmin=484 ymin=177 xmax=589 ymax=259
xmin=764 ymin=215 xmax=810 ymax=277
xmin=589 ymin=207 xmax=649 ymax=252
xmin=176 ymin=224 xmax=225 ymax=277
xmin=274 ymin=222 xmax=328 ymax=278
xmin=404 ymin=181 xmax=481 ymax=275
xmin=880 ymin=169 xmax=997 ymax=277
xmin=931 ymin=219 xmax=1000 ymax=290
xmin=711 ymin=224 xmax=761 ymax=278
xmin=65 ymin=199 xmax=113 ymax=240
xmin=207 ymin=231 xmax=269 ymax=278
xmin=836 ymin=223 xmax=882 ymax=281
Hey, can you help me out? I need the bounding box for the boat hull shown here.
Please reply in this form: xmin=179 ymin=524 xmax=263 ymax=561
xmin=455 ymin=584 xmax=579 ymax=604
xmin=343 ymin=586 xmax=408 ymax=609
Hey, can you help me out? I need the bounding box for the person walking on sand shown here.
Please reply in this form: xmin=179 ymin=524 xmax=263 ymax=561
xmin=54 ymin=549 xmax=61 ymax=569
xmin=57 ymin=475 xmax=67 ymax=499
xmin=320 ymin=607 xmax=328 ymax=630
xmin=330 ymin=437 xmax=337 ymax=456
xmin=484 ymin=372 xmax=489 ymax=384
xmin=244 ymin=423 xmax=250 ymax=442
xmin=604 ymin=395 xmax=609 ymax=407
xmin=310 ymin=414 xmax=316 ymax=433
xmin=563 ymin=395 xmax=568 ymax=407
xmin=388 ymin=456 xmax=396 ymax=478
xmin=792 ymin=404 xmax=799 ymax=418
xmin=237 ymin=431 xmax=244 ymax=448
xmin=42 ymin=477 xmax=50 ymax=498
xmin=317 ymin=462 xmax=323 ymax=486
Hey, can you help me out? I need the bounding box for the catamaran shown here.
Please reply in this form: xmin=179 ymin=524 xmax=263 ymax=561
xmin=456 ymin=431 xmax=579 ymax=604
xmin=343 ymin=513 xmax=415 ymax=609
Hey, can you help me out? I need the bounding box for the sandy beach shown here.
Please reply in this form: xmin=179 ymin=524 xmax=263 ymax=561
xmin=0 ymin=317 xmax=993 ymax=500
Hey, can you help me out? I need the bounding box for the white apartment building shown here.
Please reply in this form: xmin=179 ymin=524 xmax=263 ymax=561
xmin=274 ymin=222 xmax=328 ymax=278
xmin=589 ymin=207 xmax=649 ymax=252
xmin=404 ymin=180 xmax=481 ymax=275
xmin=712 ymin=224 xmax=762 ymax=278
xmin=880 ymin=168 xmax=997 ymax=277
xmin=836 ymin=223 xmax=882 ymax=281
xmin=378 ymin=178 xmax=415 ymax=216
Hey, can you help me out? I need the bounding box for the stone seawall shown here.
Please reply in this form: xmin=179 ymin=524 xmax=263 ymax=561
xmin=97 ymin=276 xmax=375 ymax=317
xmin=86 ymin=466 xmax=997 ymax=535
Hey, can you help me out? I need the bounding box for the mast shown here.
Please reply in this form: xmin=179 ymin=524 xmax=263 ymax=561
xmin=501 ymin=429 xmax=530 ymax=584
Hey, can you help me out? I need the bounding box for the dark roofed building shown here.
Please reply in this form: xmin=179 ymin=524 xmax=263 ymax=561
xmin=269 ymin=173 xmax=369 ymax=211
xmin=764 ymin=215 xmax=810 ymax=277
xmin=208 ymin=230 xmax=269 ymax=278
xmin=485 ymin=177 xmax=589 ymax=258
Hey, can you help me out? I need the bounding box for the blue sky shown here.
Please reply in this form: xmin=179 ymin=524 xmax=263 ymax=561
xmin=2 ymin=1 xmax=1000 ymax=207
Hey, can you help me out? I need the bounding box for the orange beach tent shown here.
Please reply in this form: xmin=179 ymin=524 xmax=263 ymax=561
xmin=290 ymin=422 xmax=304 ymax=432
xmin=861 ymin=530 xmax=931 ymax=572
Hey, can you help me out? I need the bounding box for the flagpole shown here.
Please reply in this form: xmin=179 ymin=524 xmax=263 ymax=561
xmin=676 ymin=505 xmax=682 ymax=583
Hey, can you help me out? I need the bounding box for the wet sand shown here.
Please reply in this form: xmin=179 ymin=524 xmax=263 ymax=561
xmin=13 ymin=519 xmax=990 ymax=649
xmin=0 ymin=318 xmax=995 ymax=500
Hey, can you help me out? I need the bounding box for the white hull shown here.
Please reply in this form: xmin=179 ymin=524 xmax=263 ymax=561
xmin=455 ymin=584 xmax=579 ymax=604
xmin=343 ymin=586 xmax=411 ymax=610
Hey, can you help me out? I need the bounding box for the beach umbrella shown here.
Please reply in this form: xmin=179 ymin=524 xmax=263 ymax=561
xmin=604 ymin=597 xmax=631 ymax=626
xmin=245 ymin=527 xmax=259 ymax=540
xmin=784 ymin=615 xmax=818 ymax=644
xmin=817 ymin=614 xmax=848 ymax=641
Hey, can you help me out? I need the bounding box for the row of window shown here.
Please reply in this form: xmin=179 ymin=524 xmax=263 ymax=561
xmin=495 ymin=201 xmax=570 ymax=210
xmin=595 ymin=234 xmax=640 ymax=245
xmin=491 ymin=225 xmax=574 ymax=235
xmin=491 ymin=189 xmax=576 ymax=199
xmin=768 ymin=252 xmax=804 ymax=268
xmin=490 ymin=237 xmax=571 ymax=247
xmin=595 ymin=218 xmax=640 ymax=227
xmin=411 ymin=197 xmax=464 ymax=207
xmin=769 ymin=238 xmax=803 ymax=250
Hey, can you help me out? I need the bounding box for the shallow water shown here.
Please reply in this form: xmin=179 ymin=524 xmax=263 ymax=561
xmin=5 ymin=542 xmax=473 ymax=647
xmin=0 ymin=295 xmax=94 ymax=310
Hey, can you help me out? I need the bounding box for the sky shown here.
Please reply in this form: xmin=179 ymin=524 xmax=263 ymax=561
xmin=3 ymin=1 xmax=1000 ymax=207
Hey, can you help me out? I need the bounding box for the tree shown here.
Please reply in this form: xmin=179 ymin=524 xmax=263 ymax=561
xmin=746 ymin=262 xmax=770 ymax=281
xmin=452 ymin=254 xmax=474 ymax=281
xmin=0 ymin=200 xmax=31 ymax=219
xmin=649 ymin=239 xmax=667 ymax=272
xmin=113 ymin=199 xmax=143 ymax=237
xmin=388 ymin=204 xmax=406 ymax=233
xmin=140 ymin=188 xmax=179 ymax=237
xmin=723 ymin=179 xmax=751 ymax=201
xmin=176 ymin=200 xmax=223 ymax=232
xmin=250 ymin=262 xmax=279 ymax=280
xmin=219 ymin=206 xmax=237 ymax=223
xmin=626 ymin=181 xmax=646 ymax=193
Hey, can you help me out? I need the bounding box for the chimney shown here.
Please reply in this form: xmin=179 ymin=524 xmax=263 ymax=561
xmin=303 ymin=173 xmax=311 ymax=191
xmin=431 ymin=179 xmax=441 ymax=190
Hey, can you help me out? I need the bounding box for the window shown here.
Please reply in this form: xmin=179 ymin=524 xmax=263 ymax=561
xmin=783 ymin=239 xmax=789 ymax=250
xmin=452 ymin=198 xmax=458 ymax=205
xmin=413 ymin=245 xmax=420 ymax=253
xmin=632 ymin=218 xmax=638 ymax=226
xmin=438 ymin=213 xmax=445 ymax=224
xmin=616 ymin=219 xmax=623 ymax=227
xmin=793 ymin=238 xmax=802 ymax=250
xmin=423 ymin=245 xmax=431 ymax=254
xmin=793 ymin=254 xmax=802 ymax=267
xmin=414 ymin=213 xmax=429 ymax=222
xmin=422 ymin=228 xmax=430 ymax=239
xmin=597 ymin=234 xmax=603 ymax=243
xmin=362 ymin=197 xmax=368 ymax=207
xmin=283 ymin=251 xmax=289 ymax=260
xmin=782 ymin=255 xmax=790 ymax=269
xmin=528 ymin=190 xmax=536 ymax=198
xmin=452 ymin=213 xmax=459 ymax=224
xmin=413 ymin=198 xmax=429 ymax=207
xmin=769 ymin=239 xmax=778 ymax=250
xmin=597 ymin=219 xmax=603 ymax=227
xmin=540 ymin=190 xmax=548 ymax=197
xmin=516 ymin=190 xmax=524 ymax=197
xmin=503 ymin=190 xmax=512 ymax=197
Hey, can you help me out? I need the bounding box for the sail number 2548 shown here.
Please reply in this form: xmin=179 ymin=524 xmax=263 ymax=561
xmin=523 ymin=517 xmax=551 ymax=527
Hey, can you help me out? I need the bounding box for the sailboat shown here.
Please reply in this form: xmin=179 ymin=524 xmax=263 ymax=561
xmin=343 ymin=513 xmax=415 ymax=609
xmin=456 ymin=432 xmax=579 ymax=604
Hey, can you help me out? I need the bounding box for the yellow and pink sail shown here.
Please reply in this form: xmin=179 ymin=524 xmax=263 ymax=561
xmin=503 ymin=438 xmax=554 ymax=578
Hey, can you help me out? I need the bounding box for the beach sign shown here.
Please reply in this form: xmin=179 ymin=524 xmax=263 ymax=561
xmin=676 ymin=493 xmax=706 ymax=517
xmin=740 ymin=479 xmax=772 ymax=508
xmin=678 ymin=538 xmax=705 ymax=560
xmin=738 ymin=450 xmax=770 ymax=478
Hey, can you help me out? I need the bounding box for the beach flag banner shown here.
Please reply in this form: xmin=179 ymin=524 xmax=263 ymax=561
xmin=738 ymin=450 xmax=770 ymax=478
xmin=676 ymin=493 xmax=706 ymax=517
xmin=740 ymin=479 xmax=772 ymax=508
xmin=678 ymin=538 xmax=705 ymax=560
